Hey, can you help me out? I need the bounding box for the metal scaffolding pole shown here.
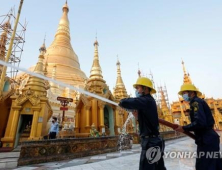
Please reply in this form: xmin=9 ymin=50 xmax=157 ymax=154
xmin=0 ymin=0 xmax=24 ymax=95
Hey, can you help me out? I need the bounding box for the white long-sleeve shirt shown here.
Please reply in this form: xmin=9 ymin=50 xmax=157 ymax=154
xmin=49 ymin=122 xmax=59 ymax=134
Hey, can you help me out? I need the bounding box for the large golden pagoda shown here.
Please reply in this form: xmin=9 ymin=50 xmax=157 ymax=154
xmin=44 ymin=2 xmax=87 ymax=88
xmin=17 ymin=2 xmax=87 ymax=122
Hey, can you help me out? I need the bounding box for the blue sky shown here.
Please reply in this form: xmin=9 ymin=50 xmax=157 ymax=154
xmin=1 ymin=0 xmax=222 ymax=102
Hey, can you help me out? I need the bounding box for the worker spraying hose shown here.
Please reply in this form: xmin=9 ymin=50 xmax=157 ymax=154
xmin=119 ymin=77 xmax=166 ymax=170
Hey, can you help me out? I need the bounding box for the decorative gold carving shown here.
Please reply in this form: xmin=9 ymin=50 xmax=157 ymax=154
xmin=15 ymin=89 xmax=41 ymax=106
xmin=98 ymin=101 xmax=105 ymax=109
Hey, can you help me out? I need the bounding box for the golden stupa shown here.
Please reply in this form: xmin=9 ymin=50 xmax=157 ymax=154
xmin=28 ymin=2 xmax=87 ymax=87
xmin=16 ymin=2 xmax=87 ymax=122
xmin=45 ymin=2 xmax=87 ymax=87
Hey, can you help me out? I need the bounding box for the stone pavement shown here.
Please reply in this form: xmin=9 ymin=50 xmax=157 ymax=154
xmin=11 ymin=137 xmax=194 ymax=170
xmin=8 ymin=134 xmax=222 ymax=170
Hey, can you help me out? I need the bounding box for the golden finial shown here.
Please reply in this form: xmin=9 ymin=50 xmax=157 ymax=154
xmin=181 ymin=60 xmax=192 ymax=84
xmin=39 ymin=35 xmax=46 ymax=54
xmin=63 ymin=0 xmax=69 ymax=12
xmin=181 ymin=59 xmax=187 ymax=74
xmin=116 ymin=55 xmax=120 ymax=65
xmin=94 ymin=32 xmax=99 ymax=46
xmin=138 ymin=63 xmax=141 ymax=77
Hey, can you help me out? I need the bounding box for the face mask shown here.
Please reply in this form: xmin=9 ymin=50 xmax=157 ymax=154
xmin=135 ymin=90 xmax=142 ymax=97
xmin=182 ymin=93 xmax=190 ymax=101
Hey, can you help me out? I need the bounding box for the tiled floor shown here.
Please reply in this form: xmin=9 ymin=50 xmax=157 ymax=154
xmin=11 ymin=134 xmax=222 ymax=170
xmin=10 ymin=137 xmax=189 ymax=170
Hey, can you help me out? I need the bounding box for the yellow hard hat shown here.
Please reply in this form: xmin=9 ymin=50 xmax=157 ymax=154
xmin=133 ymin=77 xmax=156 ymax=94
xmin=178 ymin=84 xmax=202 ymax=97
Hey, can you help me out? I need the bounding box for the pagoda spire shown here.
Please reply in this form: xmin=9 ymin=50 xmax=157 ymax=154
xmin=116 ymin=56 xmax=125 ymax=88
xmin=113 ymin=57 xmax=128 ymax=101
xmin=158 ymin=85 xmax=173 ymax=124
xmin=55 ymin=1 xmax=70 ymax=39
xmin=44 ymin=1 xmax=87 ymax=88
xmin=39 ymin=37 xmax=46 ymax=56
xmin=182 ymin=60 xmax=192 ymax=84
xmin=23 ymin=44 xmax=48 ymax=95
xmin=89 ymin=38 xmax=103 ymax=80
xmin=159 ymin=86 xmax=168 ymax=110
xmin=40 ymin=36 xmax=48 ymax=75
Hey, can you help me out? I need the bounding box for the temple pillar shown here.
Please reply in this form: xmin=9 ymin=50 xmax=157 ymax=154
xmin=74 ymin=111 xmax=79 ymax=133
xmin=98 ymin=105 xmax=105 ymax=133
xmin=85 ymin=106 xmax=91 ymax=131
xmin=114 ymin=109 xmax=120 ymax=134
xmin=1 ymin=106 xmax=22 ymax=148
xmin=9 ymin=107 xmax=21 ymax=138
xmin=29 ymin=107 xmax=41 ymax=140
xmin=92 ymin=99 xmax=98 ymax=129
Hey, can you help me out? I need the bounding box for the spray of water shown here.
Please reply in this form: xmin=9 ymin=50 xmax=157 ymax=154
xmin=121 ymin=112 xmax=134 ymax=134
xmin=1 ymin=60 xmax=135 ymax=150
xmin=0 ymin=60 xmax=118 ymax=106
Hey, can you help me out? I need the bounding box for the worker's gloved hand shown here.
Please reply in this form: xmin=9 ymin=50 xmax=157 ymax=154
xmin=175 ymin=125 xmax=184 ymax=133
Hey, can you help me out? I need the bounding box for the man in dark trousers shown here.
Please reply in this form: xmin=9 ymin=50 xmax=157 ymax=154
xmin=119 ymin=77 xmax=166 ymax=170
xmin=48 ymin=117 xmax=59 ymax=139
xmin=176 ymin=83 xmax=222 ymax=170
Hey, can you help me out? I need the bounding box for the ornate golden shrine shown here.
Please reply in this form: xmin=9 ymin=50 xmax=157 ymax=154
xmin=1 ymin=44 xmax=52 ymax=149
xmin=75 ymin=39 xmax=120 ymax=136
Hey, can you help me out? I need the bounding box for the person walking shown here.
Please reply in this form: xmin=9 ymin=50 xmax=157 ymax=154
xmin=119 ymin=77 xmax=166 ymax=170
xmin=48 ymin=117 xmax=59 ymax=139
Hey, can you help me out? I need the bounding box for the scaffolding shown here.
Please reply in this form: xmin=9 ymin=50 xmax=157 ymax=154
xmin=157 ymin=85 xmax=171 ymax=110
xmin=148 ymin=70 xmax=158 ymax=104
xmin=0 ymin=8 xmax=26 ymax=81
